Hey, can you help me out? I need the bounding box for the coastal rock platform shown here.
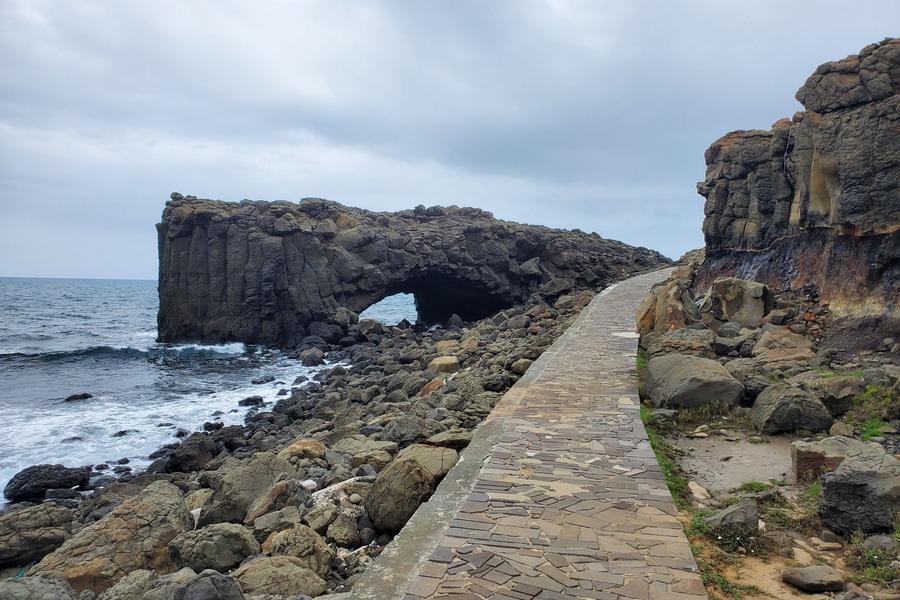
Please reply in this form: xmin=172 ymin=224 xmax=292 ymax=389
xmin=350 ymin=268 xmax=707 ymax=600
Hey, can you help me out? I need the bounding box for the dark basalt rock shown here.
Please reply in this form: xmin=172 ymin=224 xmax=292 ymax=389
xmin=4 ymin=464 xmax=91 ymax=502
xmin=157 ymin=196 xmax=668 ymax=347
xmin=695 ymin=38 xmax=900 ymax=316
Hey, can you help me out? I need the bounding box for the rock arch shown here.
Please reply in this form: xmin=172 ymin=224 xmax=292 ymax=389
xmin=157 ymin=194 xmax=667 ymax=347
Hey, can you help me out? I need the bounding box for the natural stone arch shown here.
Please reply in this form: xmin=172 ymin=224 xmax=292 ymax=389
xmin=157 ymin=194 xmax=667 ymax=347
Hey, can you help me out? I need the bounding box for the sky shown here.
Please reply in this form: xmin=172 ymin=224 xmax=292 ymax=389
xmin=1 ymin=1 xmax=897 ymax=279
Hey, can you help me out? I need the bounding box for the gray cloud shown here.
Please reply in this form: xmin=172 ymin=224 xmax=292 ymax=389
xmin=1 ymin=0 xmax=897 ymax=278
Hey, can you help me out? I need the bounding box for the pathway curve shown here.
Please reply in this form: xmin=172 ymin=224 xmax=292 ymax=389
xmin=350 ymin=268 xmax=707 ymax=600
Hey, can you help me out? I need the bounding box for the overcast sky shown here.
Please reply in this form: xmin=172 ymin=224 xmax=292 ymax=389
xmin=1 ymin=1 xmax=896 ymax=278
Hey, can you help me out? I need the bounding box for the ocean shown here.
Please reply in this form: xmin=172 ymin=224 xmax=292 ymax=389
xmin=0 ymin=278 xmax=417 ymax=501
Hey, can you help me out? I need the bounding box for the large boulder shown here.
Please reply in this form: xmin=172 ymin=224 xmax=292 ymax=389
xmin=636 ymin=267 xmax=700 ymax=336
xmin=820 ymin=444 xmax=900 ymax=535
xmin=703 ymin=498 xmax=759 ymax=531
xmin=751 ymin=329 xmax=814 ymax=363
xmin=197 ymin=452 xmax=295 ymax=526
xmin=751 ymin=384 xmax=833 ymax=434
xmin=791 ymin=436 xmax=869 ymax=483
xmin=263 ymin=523 xmax=333 ymax=578
xmin=100 ymin=567 xmax=244 ymax=600
xmin=168 ymin=523 xmax=260 ymax=573
xmin=644 ymin=354 xmax=744 ymax=408
xmin=0 ymin=503 xmax=75 ymax=567
xmin=0 ymin=576 xmax=78 ymax=600
xmin=231 ymin=555 xmax=327 ymax=597
xmin=365 ymin=444 xmax=458 ymax=533
xmin=799 ymin=376 xmax=865 ymax=416
xmin=29 ymin=481 xmax=192 ymax=593
xmin=162 ymin=433 xmax=217 ymax=473
xmin=3 ymin=464 xmax=91 ymax=501
xmin=698 ymin=277 xmax=773 ymax=329
xmin=645 ymin=328 xmax=715 ymax=358
xmin=782 ymin=565 xmax=844 ymax=593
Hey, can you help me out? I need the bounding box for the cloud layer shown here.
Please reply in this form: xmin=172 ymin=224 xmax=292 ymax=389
xmin=1 ymin=0 xmax=896 ymax=278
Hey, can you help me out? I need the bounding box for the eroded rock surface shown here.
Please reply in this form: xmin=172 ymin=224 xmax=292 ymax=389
xmin=157 ymin=195 xmax=668 ymax=346
xmin=29 ymin=481 xmax=192 ymax=593
xmin=696 ymin=38 xmax=900 ymax=316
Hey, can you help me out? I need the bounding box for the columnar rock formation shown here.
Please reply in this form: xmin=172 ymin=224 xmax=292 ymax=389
xmin=697 ymin=38 xmax=899 ymax=315
xmin=158 ymin=195 xmax=667 ymax=346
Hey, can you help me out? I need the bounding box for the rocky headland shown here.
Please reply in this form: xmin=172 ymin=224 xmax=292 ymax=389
xmin=157 ymin=195 xmax=665 ymax=347
xmin=697 ymin=38 xmax=899 ymax=321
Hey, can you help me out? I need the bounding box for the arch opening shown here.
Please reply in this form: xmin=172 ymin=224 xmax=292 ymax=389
xmin=393 ymin=272 xmax=514 ymax=326
xmin=358 ymin=292 xmax=418 ymax=326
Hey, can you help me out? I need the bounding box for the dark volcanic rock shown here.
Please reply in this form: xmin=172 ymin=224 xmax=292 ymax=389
xmin=695 ymin=38 xmax=900 ymax=316
xmin=4 ymin=464 xmax=91 ymax=502
xmin=157 ymin=196 xmax=668 ymax=346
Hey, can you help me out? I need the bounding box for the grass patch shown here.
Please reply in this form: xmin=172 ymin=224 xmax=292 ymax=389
xmin=641 ymin=403 xmax=689 ymax=509
xmin=859 ymin=417 xmax=888 ymax=441
xmin=850 ymin=385 xmax=900 ymax=424
xmin=693 ymin=550 xmax=765 ymax=599
xmin=800 ymin=481 xmax=822 ymax=504
xmin=847 ymin=531 xmax=900 ymax=585
xmin=636 ymin=347 xmax=649 ymax=372
xmin=734 ymin=480 xmax=772 ymax=494
xmin=675 ymin=401 xmax=734 ymax=426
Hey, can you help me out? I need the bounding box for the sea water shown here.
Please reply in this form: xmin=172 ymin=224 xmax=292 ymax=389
xmin=0 ymin=278 xmax=416 ymax=500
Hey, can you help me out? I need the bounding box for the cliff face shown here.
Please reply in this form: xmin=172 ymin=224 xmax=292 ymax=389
xmin=697 ymin=38 xmax=900 ymax=315
xmin=157 ymin=195 xmax=668 ymax=347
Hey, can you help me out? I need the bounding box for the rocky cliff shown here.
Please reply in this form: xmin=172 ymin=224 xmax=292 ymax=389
xmin=696 ymin=38 xmax=900 ymax=315
xmin=157 ymin=195 xmax=667 ymax=346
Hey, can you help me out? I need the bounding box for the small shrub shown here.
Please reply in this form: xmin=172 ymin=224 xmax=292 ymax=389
xmin=847 ymin=531 xmax=900 ymax=585
xmin=859 ymin=418 xmax=888 ymax=441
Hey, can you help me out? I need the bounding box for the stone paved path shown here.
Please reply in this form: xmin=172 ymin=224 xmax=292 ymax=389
xmin=351 ymin=268 xmax=707 ymax=600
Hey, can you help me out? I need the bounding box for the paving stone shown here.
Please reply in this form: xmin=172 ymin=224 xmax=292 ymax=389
xmin=367 ymin=269 xmax=706 ymax=600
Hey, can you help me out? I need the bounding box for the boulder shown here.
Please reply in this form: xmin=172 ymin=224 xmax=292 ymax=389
xmin=635 ymin=267 xmax=700 ymax=336
xmin=644 ymin=354 xmax=744 ymax=408
xmin=3 ymin=464 xmax=91 ymax=501
xmin=751 ymin=384 xmax=833 ymax=434
xmin=264 ymin=523 xmax=333 ymax=577
xmin=799 ymin=376 xmax=865 ymax=416
xmin=232 ymin=555 xmax=327 ymax=597
xmin=0 ymin=503 xmax=75 ymax=567
xmin=424 ymin=429 xmax=473 ymax=451
xmin=197 ymin=452 xmax=295 ymax=526
xmin=357 ymin=318 xmax=384 ymax=338
xmin=169 ymin=523 xmax=260 ymax=573
xmin=251 ymin=505 xmax=301 ymax=543
xmin=703 ymin=498 xmax=758 ymax=531
xmin=791 ymin=436 xmax=869 ymax=483
xmin=163 ymin=433 xmax=217 ymax=473
xmin=101 ymin=568 xmax=244 ymax=600
xmin=509 ymin=358 xmax=533 ymax=374
xmin=820 ymin=444 xmax=900 ymax=535
xmin=277 ymin=437 xmax=327 ymax=461
xmin=781 ymin=565 xmax=844 ymax=593
xmin=331 ymin=435 xmax=397 ymax=456
xmin=365 ymin=444 xmax=458 ymax=533
xmin=30 ymin=481 xmax=192 ymax=593
xmin=645 ymin=328 xmax=715 ymax=358
xmin=0 ymin=576 xmax=79 ymax=600
xmin=300 ymin=347 xmax=326 ymax=366
xmin=326 ymin=512 xmax=360 ymax=548
xmin=698 ymin=277 xmax=773 ymax=329
xmin=428 ymin=356 xmax=460 ymax=374
xmin=751 ymin=329 xmax=814 ymax=363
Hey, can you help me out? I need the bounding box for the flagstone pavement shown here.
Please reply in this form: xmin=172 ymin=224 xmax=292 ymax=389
xmin=351 ymin=268 xmax=707 ymax=600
